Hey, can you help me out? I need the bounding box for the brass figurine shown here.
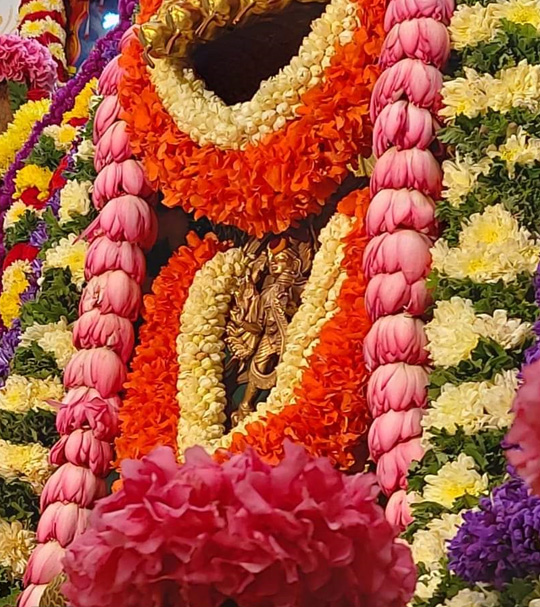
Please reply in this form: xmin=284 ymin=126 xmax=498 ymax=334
xmin=226 ymin=234 xmax=314 ymax=425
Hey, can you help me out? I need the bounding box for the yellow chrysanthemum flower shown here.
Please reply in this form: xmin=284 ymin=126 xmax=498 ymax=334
xmin=0 ymin=261 xmax=31 ymax=327
xmin=42 ymin=124 xmax=78 ymax=150
xmin=449 ymin=4 xmax=499 ymax=50
xmin=0 ymin=440 xmax=51 ymax=491
xmin=20 ymin=318 xmax=76 ymax=369
xmin=13 ymin=164 xmax=53 ymax=201
xmin=3 ymin=200 xmax=38 ymax=231
xmin=42 ymin=233 xmax=88 ymax=287
xmin=0 ymin=375 xmax=63 ymax=414
xmin=0 ymin=520 xmax=36 ymax=579
xmin=422 ymin=454 xmax=489 ymax=509
xmin=442 ymin=154 xmax=492 ymax=207
xmin=58 ymin=179 xmax=92 ymax=224
xmin=62 ymin=78 xmax=98 ymax=124
xmin=0 ymin=99 xmax=50 ymax=177
xmin=496 ymin=0 xmax=540 ymax=29
xmin=487 ymin=128 xmax=540 ymax=177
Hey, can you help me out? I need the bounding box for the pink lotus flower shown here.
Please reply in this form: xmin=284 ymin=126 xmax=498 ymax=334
xmin=367 ymin=189 xmax=437 ymax=236
xmin=74 ymin=310 xmax=135 ymax=363
xmin=385 ymin=490 xmax=413 ymax=531
xmin=364 ymin=314 xmax=428 ymax=370
xmin=370 ymin=59 xmax=443 ymax=121
xmin=37 ymin=502 xmax=90 ymax=547
xmin=363 ymin=230 xmax=432 ymax=284
xmin=384 ymin=0 xmax=455 ymax=31
xmin=79 ymin=270 xmax=142 ymax=322
xmin=83 ymin=195 xmax=158 ymax=251
xmin=50 ymin=429 xmax=113 ymax=477
xmin=380 ymin=18 xmax=450 ymax=70
xmin=95 ymin=121 xmax=133 ymax=171
xmin=16 ymin=584 xmax=46 ymax=607
xmin=41 ymin=463 xmax=107 ymax=510
xmin=371 ymin=147 xmax=443 ymax=198
xmin=93 ymin=95 xmax=122 ymax=143
xmin=368 ymin=408 xmax=424 ymax=461
xmin=366 ymin=272 xmax=431 ymax=320
xmin=377 ymin=438 xmax=425 ymax=495
xmin=506 ymin=359 xmax=540 ymax=495
xmin=64 ymin=347 xmax=127 ymax=398
xmin=56 ymin=387 xmax=120 ymax=442
xmin=98 ymin=56 xmax=122 ymax=96
xmin=85 ymin=236 xmax=146 ymax=284
xmin=367 ymin=363 xmax=428 ymax=417
xmin=23 ymin=541 xmax=65 ymax=586
xmin=63 ymin=443 xmax=416 ymax=607
xmin=93 ymin=160 xmax=153 ymax=209
xmin=373 ymin=101 xmax=438 ymax=157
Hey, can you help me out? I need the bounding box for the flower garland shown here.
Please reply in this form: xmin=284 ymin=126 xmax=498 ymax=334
xmin=363 ymin=0 xmax=451 ymax=506
xmin=389 ymin=0 xmax=540 ymax=603
xmin=178 ymin=211 xmax=353 ymax=456
xmin=118 ymin=0 xmax=386 ymax=236
xmin=115 ymin=233 xmax=226 ymax=463
xmin=16 ymin=0 xmax=69 ymax=81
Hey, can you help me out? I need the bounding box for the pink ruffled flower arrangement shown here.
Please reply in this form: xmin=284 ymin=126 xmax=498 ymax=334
xmin=63 ymin=442 xmax=416 ymax=607
xmin=0 ymin=34 xmax=57 ymax=93
xmin=506 ymin=359 xmax=540 ymax=495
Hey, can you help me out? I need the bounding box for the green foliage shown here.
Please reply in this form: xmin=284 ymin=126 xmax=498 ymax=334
xmin=427 ymin=271 xmax=538 ymax=322
xmin=64 ymin=155 xmax=97 ymax=182
xmin=428 ymin=338 xmax=528 ymax=400
xmin=7 ymin=82 xmax=27 ymax=114
xmin=458 ymin=21 xmax=540 ymax=75
xmin=40 ymin=207 xmax=96 ymax=253
xmin=0 ymin=570 xmax=21 ymax=604
xmin=499 ymin=577 xmax=540 ymax=607
xmin=3 ymin=212 xmax=42 ymax=250
xmin=11 ymin=343 xmax=60 ymax=380
xmin=411 ymin=567 xmax=469 ymax=607
xmin=0 ymin=409 xmax=58 ymax=448
xmin=25 ymin=135 xmax=64 ymax=171
xmin=19 ymin=268 xmax=80 ymax=329
xmin=0 ymin=478 xmax=40 ymax=526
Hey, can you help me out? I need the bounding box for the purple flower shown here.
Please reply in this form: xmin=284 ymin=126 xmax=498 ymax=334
xmin=0 ymin=319 xmax=21 ymax=382
xmin=29 ymin=222 xmax=48 ymax=248
xmin=448 ymin=475 xmax=540 ymax=588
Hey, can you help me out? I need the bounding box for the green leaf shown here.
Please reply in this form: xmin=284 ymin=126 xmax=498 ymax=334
xmin=19 ymin=268 xmax=81 ymax=328
xmin=25 ymin=135 xmax=64 ymax=171
xmin=3 ymin=212 xmax=42 ymax=250
xmin=0 ymin=571 xmax=21 ymax=603
xmin=7 ymin=82 xmax=27 ymax=114
xmin=40 ymin=207 xmax=96 ymax=252
xmin=64 ymin=156 xmax=97 ymax=182
xmin=0 ymin=409 xmax=58 ymax=448
xmin=0 ymin=478 xmax=40 ymax=526
xmin=11 ymin=343 xmax=61 ymax=380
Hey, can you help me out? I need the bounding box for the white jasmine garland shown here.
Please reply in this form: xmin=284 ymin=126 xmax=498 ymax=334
xmin=149 ymin=0 xmax=359 ymax=149
xmin=176 ymin=248 xmax=249 ymax=452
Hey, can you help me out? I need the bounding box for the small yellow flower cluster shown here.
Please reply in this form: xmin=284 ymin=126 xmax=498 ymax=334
xmin=19 ymin=15 xmax=66 ymax=44
xmin=0 ymin=261 xmax=31 ymax=327
xmin=3 ymin=200 xmax=42 ymax=231
xmin=0 ymin=439 xmax=51 ymax=491
xmin=150 ymin=0 xmax=358 ymax=149
xmin=425 ymin=296 xmax=531 ymax=367
xmin=18 ymin=0 xmax=64 ymax=19
xmin=13 ymin=164 xmax=53 ymax=201
xmin=58 ymin=179 xmax=92 ymax=225
xmin=431 ymin=204 xmax=540 ymax=283
xmin=0 ymin=99 xmax=50 ymax=178
xmin=441 ymin=61 xmax=540 ymax=120
xmin=42 ymin=123 xmax=78 ymax=151
xmin=450 ymin=0 xmax=540 ymax=50
xmin=0 ymin=519 xmax=36 ymax=579
xmin=42 ymin=233 xmax=88 ymax=288
xmin=0 ymin=375 xmax=63 ymax=414
xmin=62 ymin=79 xmax=99 ymax=125
xmin=20 ymin=318 xmax=76 ymax=369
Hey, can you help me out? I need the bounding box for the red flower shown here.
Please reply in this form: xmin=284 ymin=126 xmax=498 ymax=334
xmin=20 ymin=187 xmax=47 ymax=209
xmin=2 ymin=243 xmax=39 ymax=271
xmin=64 ymin=442 xmax=416 ymax=607
xmin=49 ymin=156 xmax=70 ymax=195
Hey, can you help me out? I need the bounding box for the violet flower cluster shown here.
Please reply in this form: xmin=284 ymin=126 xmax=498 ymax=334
xmin=448 ymin=472 xmax=540 ymax=588
xmin=0 ymin=34 xmax=57 ymax=92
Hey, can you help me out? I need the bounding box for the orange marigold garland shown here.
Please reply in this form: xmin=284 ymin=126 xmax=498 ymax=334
xmin=115 ymin=232 xmax=226 ymax=463
xmin=219 ymin=189 xmax=372 ymax=469
xmin=118 ymin=0 xmax=386 ymax=236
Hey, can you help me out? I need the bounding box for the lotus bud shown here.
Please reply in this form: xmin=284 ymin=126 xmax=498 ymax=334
xmin=366 ymin=272 xmax=431 ymax=320
xmin=36 ymin=502 xmax=90 ymax=547
xmin=384 ymin=0 xmax=455 ymax=31
xmin=98 ymin=56 xmax=122 ymax=96
xmin=377 ymin=438 xmax=425 ymax=494
xmin=367 ymin=363 xmax=428 ymax=417
xmin=93 ymin=95 xmax=121 ymax=143
xmin=16 ymin=584 xmax=46 ymax=607
xmin=74 ymin=310 xmax=135 ymax=363
xmin=368 ymin=408 xmax=424 ymax=461
xmin=23 ymin=540 xmax=65 ymax=586
xmin=79 ymin=270 xmax=142 ymax=321
xmin=85 ymin=236 xmax=146 ymax=284
xmin=40 ymin=463 xmax=107 ymax=510
xmin=93 ymin=160 xmax=153 ymax=209
xmin=50 ymin=429 xmax=113 ymax=477
xmin=64 ymin=347 xmax=126 ymax=398
xmin=386 ymin=489 xmax=414 ymax=530
xmin=367 ymin=189 xmax=436 ymax=236
xmin=95 ymin=121 xmax=133 ymax=171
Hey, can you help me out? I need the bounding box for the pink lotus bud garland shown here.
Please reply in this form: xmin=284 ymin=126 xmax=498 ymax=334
xmin=21 ymin=26 xmax=158 ymax=599
xmin=364 ymin=0 xmax=453 ymax=514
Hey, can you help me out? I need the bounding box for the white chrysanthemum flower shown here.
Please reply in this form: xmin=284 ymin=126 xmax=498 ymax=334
xmin=442 ymin=154 xmax=492 ymax=207
xmin=443 ymin=588 xmax=498 ymax=607
xmin=440 ymin=68 xmax=492 ymax=119
xmin=74 ymin=138 xmax=95 ymax=163
xmin=58 ymin=180 xmax=92 ymax=224
xmin=0 ymin=520 xmax=36 ymax=578
xmin=20 ymin=318 xmax=76 ymax=369
xmin=449 ymin=3 xmax=499 ymax=50
xmin=42 ymin=124 xmax=78 ymax=151
xmin=0 ymin=440 xmax=52 ymax=491
xmin=42 ymin=233 xmax=88 ymax=287
xmin=474 ymin=309 xmax=531 ymax=349
xmin=411 ymin=513 xmax=463 ymax=570
xmin=487 ymin=128 xmax=540 ymax=177
xmin=415 ymin=569 xmax=443 ymax=601
xmin=0 ymin=375 xmax=63 ymax=414
xmin=431 ymin=204 xmax=540 ymax=283
xmin=422 ymin=454 xmax=489 ymax=508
